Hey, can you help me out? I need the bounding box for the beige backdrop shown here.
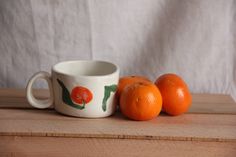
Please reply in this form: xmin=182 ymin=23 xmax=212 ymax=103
xmin=0 ymin=0 xmax=235 ymax=100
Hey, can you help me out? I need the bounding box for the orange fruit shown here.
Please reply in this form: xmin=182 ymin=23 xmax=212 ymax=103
xmin=116 ymin=76 xmax=151 ymax=101
xmin=120 ymin=81 xmax=162 ymax=121
xmin=155 ymin=73 xmax=192 ymax=116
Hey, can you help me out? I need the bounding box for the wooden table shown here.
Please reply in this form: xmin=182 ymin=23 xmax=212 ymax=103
xmin=0 ymin=89 xmax=236 ymax=157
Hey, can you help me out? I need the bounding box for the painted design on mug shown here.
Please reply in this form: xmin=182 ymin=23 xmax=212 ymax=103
xmin=102 ymin=85 xmax=117 ymax=112
xmin=57 ymin=79 xmax=93 ymax=110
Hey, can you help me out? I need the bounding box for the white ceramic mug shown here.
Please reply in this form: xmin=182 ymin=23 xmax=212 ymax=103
xmin=26 ymin=60 xmax=119 ymax=118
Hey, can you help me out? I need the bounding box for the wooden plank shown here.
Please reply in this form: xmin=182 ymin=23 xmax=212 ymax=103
xmin=0 ymin=89 xmax=235 ymax=155
xmin=0 ymin=109 xmax=236 ymax=142
xmin=0 ymin=89 xmax=235 ymax=103
xmin=0 ymin=88 xmax=49 ymax=98
xmin=1 ymin=89 xmax=234 ymax=104
xmin=189 ymin=102 xmax=236 ymax=114
xmin=1 ymin=89 xmax=236 ymax=114
xmin=192 ymin=93 xmax=235 ymax=104
xmin=0 ymin=89 xmax=50 ymax=109
xmin=0 ymin=136 xmax=235 ymax=157
xmin=189 ymin=94 xmax=236 ymax=114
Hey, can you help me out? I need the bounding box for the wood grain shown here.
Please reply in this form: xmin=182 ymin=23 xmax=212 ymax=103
xmin=0 ymin=136 xmax=235 ymax=157
xmin=0 ymin=109 xmax=236 ymax=142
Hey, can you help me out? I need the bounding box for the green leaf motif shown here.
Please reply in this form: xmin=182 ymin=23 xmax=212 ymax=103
xmin=57 ymin=79 xmax=85 ymax=110
xmin=102 ymin=84 xmax=117 ymax=112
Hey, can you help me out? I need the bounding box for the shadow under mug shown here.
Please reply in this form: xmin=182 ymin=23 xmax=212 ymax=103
xmin=26 ymin=60 xmax=119 ymax=118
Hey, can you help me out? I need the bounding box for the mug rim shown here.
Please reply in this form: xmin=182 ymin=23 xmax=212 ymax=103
xmin=52 ymin=60 xmax=119 ymax=78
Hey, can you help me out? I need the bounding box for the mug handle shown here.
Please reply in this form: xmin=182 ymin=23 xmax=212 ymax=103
xmin=26 ymin=71 xmax=54 ymax=109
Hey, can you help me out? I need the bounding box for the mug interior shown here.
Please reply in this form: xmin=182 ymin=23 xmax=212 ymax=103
xmin=53 ymin=60 xmax=118 ymax=76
